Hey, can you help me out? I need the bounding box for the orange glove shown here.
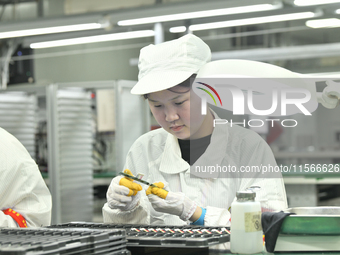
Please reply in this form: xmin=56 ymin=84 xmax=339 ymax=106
xmin=146 ymin=182 xmax=168 ymax=199
xmin=146 ymin=182 xmax=197 ymax=221
xmin=106 ymin=169 xmax=142 ymax=211
xmin=119 ymin=169 xmax=142 ymax=196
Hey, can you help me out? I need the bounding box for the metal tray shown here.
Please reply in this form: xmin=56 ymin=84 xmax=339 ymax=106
xmin=48 ymin=222 xmax=230 ymax=248
xmin=280 ymin=207 xmax=340 ymax=235
xmin=0 ymin=228 xmax=129 ymax=255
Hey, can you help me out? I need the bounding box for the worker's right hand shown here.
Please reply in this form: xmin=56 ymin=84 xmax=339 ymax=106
xmin=106 ymin=169 xmax=142 ymax=211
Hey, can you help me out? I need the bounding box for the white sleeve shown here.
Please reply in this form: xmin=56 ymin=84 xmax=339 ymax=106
xmin=239 ymin=177 xmax=287 ymax=211
xmin=205 ymin=131 xmax=288 ymax=226
xmin=102 ymin=138 xmax=152 ymax=224
xmin=0 ymin=213 xmax=19 ymax=227
xmin=18 ymin=165 xmax=52 ymax=227
xmin=1 ymin=164 xmax=52 ymax=228
xmin=238 ymin=132 xmax=288 ymax=211
xmin=204 ymin=179 xmax=287 ymax=226
xmin=204 ymin=206 xmax=231 ymax=226
xmin=102 ymin=199 xmax=149 ymax=224
xmin=1 ymin=146 xmax=52 ymax=228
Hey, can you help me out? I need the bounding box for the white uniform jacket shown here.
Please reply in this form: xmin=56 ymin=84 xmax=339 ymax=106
xmin=0 ymin=127 xmax=52 ymax=227
xmin=103 ymin=114 xmax=288 ymax=226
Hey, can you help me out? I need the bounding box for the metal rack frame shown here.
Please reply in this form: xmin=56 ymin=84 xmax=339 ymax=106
xmin=1 ymin=80 xmax=150 ymax=224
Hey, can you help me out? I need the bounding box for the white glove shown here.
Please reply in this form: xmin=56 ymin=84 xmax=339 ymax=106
xmin=146 ymin=182 xmax=197 ymax=221
xmin=106 ymin=169 xmax=142 ymax=211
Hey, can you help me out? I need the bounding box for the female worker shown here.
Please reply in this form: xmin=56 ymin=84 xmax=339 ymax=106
xmin=102 ymin=34 xmax=287 ymax=226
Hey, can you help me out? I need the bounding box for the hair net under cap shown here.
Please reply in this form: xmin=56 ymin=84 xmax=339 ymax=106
xmin=130 ymin=34 xmax=211 ymax=95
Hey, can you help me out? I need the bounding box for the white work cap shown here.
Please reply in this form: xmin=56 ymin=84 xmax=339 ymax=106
xmin=131 ymin=34 xmax=211 ymax=95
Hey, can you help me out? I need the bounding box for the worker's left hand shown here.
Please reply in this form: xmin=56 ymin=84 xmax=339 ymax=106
xmin=146 ymin=182 xmax=197 ymax=221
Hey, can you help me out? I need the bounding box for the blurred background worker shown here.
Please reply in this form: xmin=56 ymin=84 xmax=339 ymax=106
xmin=102 ymin=34 xmax=287 ymax=226
xmin=0 ymin=127 xmax=52 ymax=227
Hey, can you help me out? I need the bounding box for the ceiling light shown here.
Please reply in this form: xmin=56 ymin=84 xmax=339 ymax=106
xmin=306 ymin=18 xmax=340 ymax=28
xmin=294 ymin=0 xmax=340 ymax=6
xmin=0 ymin=23 xmax=108 ymax=39
xmin=169 ymin=26 xmax=187 ymax=33
xmin=118 ymin=3 xmax=282 ymax=26
xmin=30 ymin=30 xmax=155 ymax=49
xmin=336 ymin=9 xmax=340 ymax=14
xmin=170 ymin=11 xmax=318 ymax=32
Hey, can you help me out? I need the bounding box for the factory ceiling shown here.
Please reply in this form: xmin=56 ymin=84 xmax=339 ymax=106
xmin=0 ymin=0 xmax=340 ymax=75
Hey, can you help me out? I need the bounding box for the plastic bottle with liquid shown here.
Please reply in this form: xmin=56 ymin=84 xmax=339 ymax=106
xmin=230 ymin=190 xmax=263 ymax=254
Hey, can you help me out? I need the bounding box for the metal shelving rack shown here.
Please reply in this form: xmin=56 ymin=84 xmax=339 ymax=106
xmin=0 ymin=92 xmax=37 ymax=158
xmin=1 ymin=80 xmax=150 ymax=224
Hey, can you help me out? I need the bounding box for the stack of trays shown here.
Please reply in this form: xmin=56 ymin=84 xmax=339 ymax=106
xmin=48 ymin=223 xmax=230 ymax=248
xmin=0 ymin=227 xmax=130 ymax=255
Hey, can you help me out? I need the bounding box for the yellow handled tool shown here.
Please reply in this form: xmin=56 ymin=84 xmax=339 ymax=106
xmin=118 ymin=171 xmax=168 ymax=191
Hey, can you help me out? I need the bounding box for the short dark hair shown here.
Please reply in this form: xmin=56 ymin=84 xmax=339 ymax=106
xmin=143 ymin=74 xmax=197 ymax=99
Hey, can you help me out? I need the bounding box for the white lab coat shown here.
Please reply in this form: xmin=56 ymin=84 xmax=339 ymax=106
xmin=103 ymin=112 xmax=287 ymax=226
xmin=0 ymin=127 xmax=52 ymax=227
